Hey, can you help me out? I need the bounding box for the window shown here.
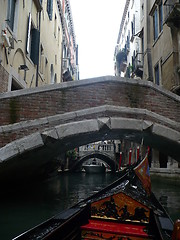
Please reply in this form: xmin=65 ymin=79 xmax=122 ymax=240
xmin=47 ymin=0 xmax=53 ymax=20
xmin=45 ymin=57 xmax=48 ymax=82
xmin=54 ymin=74 xmax=57 ymax=83
xmin=153 ymin=9 xmax=158 ymax=41
xmin=7 ymin=0 xmax=16 ymax=30
xmin=7 ymin=0 xmax=19 ymax=33
xmin=40 ymin=45 xmax=44 ymax=74
xmin=154 ymin=64 xmax=160 ymax=85
xmin=152 ymin=1 xmax=163 ymax=41
xmin=131 ymin=14 xmax=135 ymax=37
xmin=54 ymin=14 xmax=57 ymax=37
xmin=141 ymin=3 xmax=144 ymax=19
xmin=55 ymin=54 xmax=57 ymax=65
xmin=26 ymin=13 xmax=40 ymax=65
xmin=131 ymin=0 xmax=134 ymax=8
xmin=50 ymin=64 xmax=54 ymax=84
xmin=141 ymin=32 xmax=144 ymax=54
xmin=58 ymin=27 xmax=60 ymax=46
xmin=133 ymin=14 xmax=135 ymax=35
xmin=159 ymin=1 xmax=163 ymax=33
xmin=127 ymin=31 xmax=130 ymax=50
xmin=131 ymin=21 xmax=133 ymax=36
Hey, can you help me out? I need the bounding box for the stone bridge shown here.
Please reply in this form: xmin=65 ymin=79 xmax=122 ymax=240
xmin=0 ymin=76 xmax=180 ymax=185
xmin=71 ymin=151 xmax=118 ymax=172
xmin=73 ymin=143 xmax=117 ymax=172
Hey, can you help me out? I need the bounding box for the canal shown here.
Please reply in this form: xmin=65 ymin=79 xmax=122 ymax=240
xmin=0 ymin=173 xmax=180 ymax=240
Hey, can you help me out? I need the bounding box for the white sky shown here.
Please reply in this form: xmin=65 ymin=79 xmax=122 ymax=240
xmin=70 ymin=0 xmax=126 ymax=80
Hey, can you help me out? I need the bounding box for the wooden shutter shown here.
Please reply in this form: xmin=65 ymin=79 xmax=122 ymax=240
xmin=30 ymin=29 xmax=40 ymax=65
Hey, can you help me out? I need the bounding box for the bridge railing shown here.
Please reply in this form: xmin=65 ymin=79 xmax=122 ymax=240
xmin=78 ymin=143 xmax=115 ymax=157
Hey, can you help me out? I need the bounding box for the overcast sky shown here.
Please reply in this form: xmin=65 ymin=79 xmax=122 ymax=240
xmin=70 ymin=0 xmax=126 ymax=80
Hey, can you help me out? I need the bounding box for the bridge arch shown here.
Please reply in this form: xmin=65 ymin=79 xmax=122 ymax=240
xmin=71 ymin=152 xmax=118 ymax=172
xmin=0 ymin=116 xmax=180 ymax=185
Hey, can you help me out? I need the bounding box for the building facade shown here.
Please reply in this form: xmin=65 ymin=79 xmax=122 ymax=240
xmin=0 ymin=0 xmax=78 ymax=93
xmin=61 ymin=0 xmax=79 ymax=81
xmin=144 ymin=0 xmax=180 ymax=167
xmin=115 ymin=0 xmax=180 ymax=95
xmin=115 ymin=0 xmax=180 ymax=168
xmin=39 ymin=0 xmax=63 ymax=86
xmin=114 ymin=0 xmax=142 ymax=79
xmin=148 ymin=0 xmax=180 ymax=94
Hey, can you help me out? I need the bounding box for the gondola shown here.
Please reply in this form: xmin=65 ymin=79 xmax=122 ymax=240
xmin=13 ymin=154 xmax=179 ymax=240
xmin=83 ymin=158 xmax=106 ymax=173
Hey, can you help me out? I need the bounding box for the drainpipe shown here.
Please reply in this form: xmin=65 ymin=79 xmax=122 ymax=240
xmin=36 ymin=10 xmax=41 ymax=87
xmin=61 ymin=36 xmax=64 ymax=82
xmin=176 ymin=30 xmax=180 ymax=85
xmin=146 ymin=0 xmax=153 ymax=82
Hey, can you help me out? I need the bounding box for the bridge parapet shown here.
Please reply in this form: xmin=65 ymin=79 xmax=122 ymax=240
xmin=78 ymin=143 xmax=115 ymax=159
xmin=1 ymin=76 xmax=180 ymax=126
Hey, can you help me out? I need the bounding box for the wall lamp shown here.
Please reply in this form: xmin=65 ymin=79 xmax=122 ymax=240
xmin=19 ymin=64 xmax=29 ymax=71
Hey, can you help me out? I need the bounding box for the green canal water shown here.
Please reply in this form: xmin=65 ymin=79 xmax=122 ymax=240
xmin=0 ymin=173 xmax=179 ymax=240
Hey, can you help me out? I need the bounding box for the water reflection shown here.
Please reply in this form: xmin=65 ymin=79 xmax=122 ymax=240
xmin=159 ymin=195 xmax=168 ymax=207
xmin=151 ymin=175 xmax=180 ymax=221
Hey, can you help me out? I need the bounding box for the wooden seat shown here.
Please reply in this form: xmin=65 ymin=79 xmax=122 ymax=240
xmin=81 ymin=219 xmax=153 ymax=239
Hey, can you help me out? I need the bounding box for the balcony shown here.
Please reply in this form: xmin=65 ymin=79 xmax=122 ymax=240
xmin=133 ymin=53 xmax=144 ymax=78
xmin=62 ymin=69 xmax=73 ymax=82
xmin=116 ymin=50 xmax=127 ymax=73
xmin=164 ymin=0 xmax=180 ymax=28
xmin=62 ymin=58 xmax=70 ymax=70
